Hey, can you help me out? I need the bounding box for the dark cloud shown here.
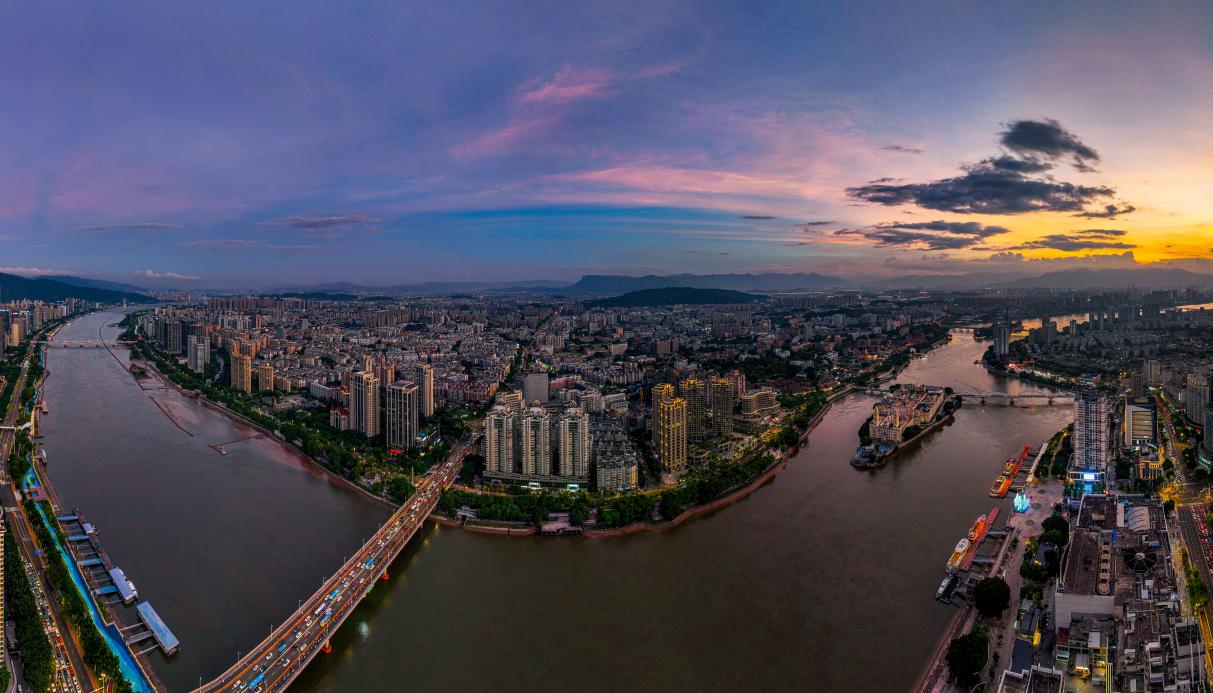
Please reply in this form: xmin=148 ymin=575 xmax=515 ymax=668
xmin=978 ymin=155 xmax=1052 ymax=173
xmin=75 ymin=222 xmax=183 ymax=232
xmin=836 ymin=220 xmax=1010 ymax=250
xmin=1008 ymin=234 xmax=1136 ymax=252
xmin=1073 ymin=228 xmax=1125 ymax=238
xmin=739 ymin=215 xmax=777 ymax=220
xmin=847 ymin=162 xmax=1115 ymax=215
xmin=1073 ymin=203 xmax=1136 ymax=219
xmin=265 ymin=213 xmax=381 ymax=231
xmin=999 ymin=118 xmax=1100 ymax=170
xmin=881 ymin=145 xmax=923 ymax=154
xmin=801 ymin=220 xmax=833 ymax=227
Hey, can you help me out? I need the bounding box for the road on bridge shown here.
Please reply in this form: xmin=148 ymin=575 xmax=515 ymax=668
xmin=197 ymin=434 xmax=476 ymax=693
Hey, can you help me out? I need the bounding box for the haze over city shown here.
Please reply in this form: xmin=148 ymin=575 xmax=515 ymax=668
xmin=3 ymin=2 xmax=1212 ymax=288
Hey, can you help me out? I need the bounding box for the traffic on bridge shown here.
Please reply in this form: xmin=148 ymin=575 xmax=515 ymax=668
xmin=197 ymin=435 xmax=476 ymax=693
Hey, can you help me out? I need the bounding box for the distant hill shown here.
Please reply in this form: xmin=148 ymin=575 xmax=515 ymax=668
xmin=587 ymin=287 xmax=767 ymax=307
xmin=995 ymin=267 xmax=1213 ymax=290
xmin=43 ymin=275 xmax=150 ymax=295
xmin=0 ymin=273 xmax=154 ymax=303
xmin=565 ymin=272 xmax=848 ymax=295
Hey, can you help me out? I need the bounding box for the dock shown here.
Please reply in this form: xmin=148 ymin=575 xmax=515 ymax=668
xmin=135 ymin=602 xmax=179 ymax=656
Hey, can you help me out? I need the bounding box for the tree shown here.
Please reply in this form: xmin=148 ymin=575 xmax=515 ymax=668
xmin=973 ymin=577 xmax=1011 ymax=618
xmin=946 ymin=627 xmax=988 ymax=687
xmin=387 ymin=476 xmax=415 ymax=503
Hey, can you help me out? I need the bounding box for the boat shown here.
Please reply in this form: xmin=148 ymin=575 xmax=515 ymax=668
xmin=936 ymin=574 xmax=959 ymax=602
xmin=989 ymin=444 xmax=1032 ymax=497
xmin=967 ymin=514 xmax=989 ymax=541
xmin=947 ymin=538 xmax=970 ymax=572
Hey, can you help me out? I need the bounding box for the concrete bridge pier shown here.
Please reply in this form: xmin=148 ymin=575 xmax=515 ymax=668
xmin=379 ymin=570 xmax=389 ymax=581
xmin=323 ymin=639 xmax=332 ymax=655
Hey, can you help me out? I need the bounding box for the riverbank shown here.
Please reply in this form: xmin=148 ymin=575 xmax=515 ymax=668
xmin=440 ymin=383 xmax=850 ymax=540
xmin=132 ymin=352 xmax=395 ymax=510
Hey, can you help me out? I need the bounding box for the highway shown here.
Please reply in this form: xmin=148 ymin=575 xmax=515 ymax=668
xmin=0 ymin=344 xmax=93 ymax=691
xmin=198 ymin=435 xmax=474 ymax=693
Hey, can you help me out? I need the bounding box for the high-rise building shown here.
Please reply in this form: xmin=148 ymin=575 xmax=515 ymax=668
xmin=651 ymin=383 xmax=674 ymax=445
xmin=350 ymin=371 xmax=381 ymax=438
xmin=680 ymin=378 xmax=707 ymax=441
xmin=414 ymin=364 xmax=434 ymax=419
xmin=520 ymin=407 xmax=552 ymax=476
xmin=993 ymin=325 xmax=1010 ymax=357
xmin=1123 ymin=401 xmax=1155 ymax=448
xmin=1203 ymin=406 xmax=1213 ymax=469
xmin=1129 ymin=370 xmax=1146 ymax=401
xmin=257 ymin=364 xmax=275 ymax=392
xmin=710 ymin=376 xmax=735 ymax=437
xmin=385 ymin=381 xmax=419 ymax=450
xmin=230 ymin=353 xmax=253 ymax=393
xmin=373 ymin=362 xmax=395 ymax=389
xmin=1073 ymin=389 xmax=1111 ymax=472
xmin=558 ymin=407 xmax=590 ymax=479
xmin=1144 ymin=359 xmax=1163 ymax=386
xmin=523 ymin=371 xmax=550 ymax=405
xmin=187 ymin=335 xmax=210 ymax=374
xmin=657 ymin=396 xmax=688 ymax=473
xmin=1186 ymin=373 xmax=1209 ymax=426
xmin=484 ymin=406 xmax=515 ymax=475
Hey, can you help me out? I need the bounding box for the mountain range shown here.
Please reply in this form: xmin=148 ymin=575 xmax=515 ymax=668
xmin=0 ymin=273 xmax=155 ymax=304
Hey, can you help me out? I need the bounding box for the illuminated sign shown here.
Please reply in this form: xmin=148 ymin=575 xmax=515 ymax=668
xmin=1082 ymin=472 xmax=1096 ymax=481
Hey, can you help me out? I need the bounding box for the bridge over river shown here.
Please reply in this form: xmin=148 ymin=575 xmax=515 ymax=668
xmin=195 ymin=435 xmax=474 ymax=693
xmin=865 ymin=385 xmax=1074 ymax=406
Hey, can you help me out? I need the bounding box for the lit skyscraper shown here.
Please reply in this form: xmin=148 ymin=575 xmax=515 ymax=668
xmin=657 ymin=396 xmax=688 ymax=473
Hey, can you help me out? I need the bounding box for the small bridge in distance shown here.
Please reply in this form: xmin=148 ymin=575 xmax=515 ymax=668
xmin=35 ymin=340 xmax=138 ymax=349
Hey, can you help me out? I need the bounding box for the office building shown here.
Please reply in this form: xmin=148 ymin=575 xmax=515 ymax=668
xmin=230 ymin=353 xmax=253 ymax=393
xmin=350 ymin=370 xmax=381 ymax=438
xmin=1123 ymin=401 xmax=1155 ymax=448
xmin=385 ymin=381 xmax=419 ymax=450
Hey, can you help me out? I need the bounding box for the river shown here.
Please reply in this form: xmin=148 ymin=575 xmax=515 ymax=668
xmin=38 ymin=310 xmax=389 ymax=691
xmin=41 ymin=313 xmax=1072 ymax=691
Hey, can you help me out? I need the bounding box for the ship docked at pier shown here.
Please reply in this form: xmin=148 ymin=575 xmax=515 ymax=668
xmin=852 ymin=384 xmax=962 ymax=469
xmin=988 ymin=444 xmax=1032 ymax=497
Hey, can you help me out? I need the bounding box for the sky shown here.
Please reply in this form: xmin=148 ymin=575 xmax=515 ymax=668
xmin=1 ymin=1 xmax=1212 ymax=288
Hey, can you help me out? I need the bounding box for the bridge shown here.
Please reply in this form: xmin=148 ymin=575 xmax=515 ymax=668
xmin=195 ymin=435 xmax=474 ymax=693
xmin=865 ymin=385 xmax=1073 ymax=406
xmin=35 ymin=340 xmax=138 ymax=349
xmin=954 ymin=390 xmax=1074 ymax=406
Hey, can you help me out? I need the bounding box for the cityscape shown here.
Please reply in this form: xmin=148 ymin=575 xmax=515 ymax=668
xmin=2 ymin=2 xmax=1213 ymax=692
